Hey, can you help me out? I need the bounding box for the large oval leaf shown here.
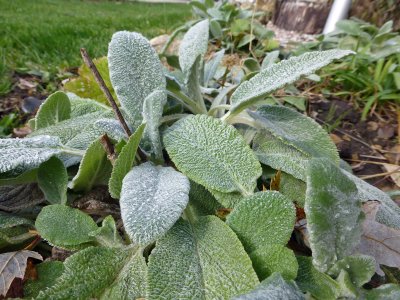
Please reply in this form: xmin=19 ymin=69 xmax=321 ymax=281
xmin=148 ymin=216 xmax=259 ymax=299
xmin=35 ymin=204 xmax=98 ymax=250
xmin=120 ymin=162 xmax=190 ymax=245
xmin=108 ymin=31 xmax=165 ymax=127
xmin=226 ymin=191 xmax=296 ymax=252
xmin=230 ymin=50 xmax=354 ymax=114
xmin=305 ymin=158 xmax=362 ymax=273
xmin=164 ymin=115 xmax=261 ymax=195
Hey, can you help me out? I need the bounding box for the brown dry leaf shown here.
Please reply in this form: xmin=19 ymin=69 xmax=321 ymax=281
xmin=270 ymin=170 xmax=281 ymax=191
xmin=17 ymin=78 xmax=37 ymax=90
xmin=329 ymin=133 xmax=343 ymax=145
xmin=357 ymin=201 xmax=400 ymax=275
xmin=382 ymin=163 xmax=400 ymax=188
xmin=0 ymin=250 xmax=42 ymax=296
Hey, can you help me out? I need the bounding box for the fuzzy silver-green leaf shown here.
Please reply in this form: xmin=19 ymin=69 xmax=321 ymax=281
xmin=164 ymin=115 xmax=261 ymax=195
xmin=108 ymin=31 xmax=165 ymax=127
xmin=305 ymin=158 xmax=362 ymax=272
xmin=226 ymin=191 xmax=296 ymax=252
xmin=120 ymin=162 xmax=190 ymax=245
xmin=148 ymin=216 xmax=259 ymax=299
xmin=35 ymin=91 xmax=71 ymax=129
xmin=230 ymin=50 xmax=354 ymax=114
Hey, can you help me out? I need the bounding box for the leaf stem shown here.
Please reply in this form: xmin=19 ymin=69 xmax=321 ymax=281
xmin=80 ymin=48 xmax=132 ymax=137
xmin=99 ymin=134 xmax=117 ymax=164
xmin=208 ymin=105 xmax=231 ymax=116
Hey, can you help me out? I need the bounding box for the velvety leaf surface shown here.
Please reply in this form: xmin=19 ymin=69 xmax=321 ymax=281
xmin=109 ymin=123 xmax=145 ymax=199
xmin=0 ymin=169 xmax=38 ymax=186
xmin=100 ymin=250 xmax=147 ymax=300
xmin=343 ymin=169 xmax=400 ymax=229
xmin=179 ymin=19 xmax=209 ymax=79
xmin=164 ymin=115 xmax=261 ymax=195
xmin=24 ymin=261 xmax=64 ymax=299
xmin=261 ymin=50 xmax=280 ymax=69
xmin=250 ymin=105 xmax=339 ymax=167
xmin=232 ymin=273 xmax=305 ymax=300
xmin=188 ymin=181 xmax=222 ymax=216
xmin=250 ymin=244 xmax=298 ymax=280
xmin=95 ymin=118 xmax=128 ymax=142
xmin=305 ymin=158 xmax=362 ymax=273
xmin=365 ymin=284 xmax=400 ymax=299
xmin=69 ymin=139 xmax=112 ymax=192
xmin=35 ymin=205 xmax=98 ymax=250
xmin=148 ymin=217 xmax=259 ymax=299
xmin=67 ymin=93 xmax=111 ymax=117
xmin=226 ymin=191 xmax=296 ymax=252
xmin=35 ymin=246 xmax=131 ymax=300
xmin=230 ymin=50 xmax=354 ymax=114
xmin=142 ymin=89 xmax=167 ymax=161
xmin=0 ymin=136 xmax=64 ymax=174
xmin=37 ymin=157 xmax=68 ymax=204
xmin=0 ymin=184 xmax=44 ymax=211
xmin=329 ymin=255 xmax=375 ymax=287
xmin=35 ymin=91 xmax=71 ymax=129
xmin=253 ymin=131 xmax=310 ymax=181
xmin=296 ymin=256 xmax=339 ymax=300
xmin=120 ymin=162 xmax=190 ymax=245
xmin=209 ymin=189 xmax=244 ymax=208
xmin=0 ymin=250 xmax=42 ymax=297
xmin=88 ymin=216 xmax=125 ymax=248
xmin=280 ymin=172 xmax=306 ymax=206
xmin=108 ymin=31 xmax=165 ymax=127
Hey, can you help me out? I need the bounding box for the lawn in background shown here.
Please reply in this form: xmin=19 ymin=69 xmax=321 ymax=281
xmin=0 ymin=0 xmax=192 ymax=94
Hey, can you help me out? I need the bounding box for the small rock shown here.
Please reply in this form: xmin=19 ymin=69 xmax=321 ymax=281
xmin=21 ymin=97 xmax=43 ymax=114
xmin=377 ymin=126 xmax=395 ymax=139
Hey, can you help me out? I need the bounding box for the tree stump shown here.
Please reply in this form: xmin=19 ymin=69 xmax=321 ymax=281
xmin=274 ymin=0 xmax=332 ymax=34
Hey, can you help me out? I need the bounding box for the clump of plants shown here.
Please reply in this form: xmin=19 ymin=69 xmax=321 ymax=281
xmin=295 ymin=18 xmax=400 ymax=119
xmin=1 ymin=20 xmax=400 ymax=299
xmin=161 ymin=0 xmax=278 ymax=59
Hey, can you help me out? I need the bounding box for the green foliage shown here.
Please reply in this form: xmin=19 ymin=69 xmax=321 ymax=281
xmin=108 ymin=123 xmax=145 ymax=199
xmin=305 ymin=158 xmax=362 ymax=273
xmin=35 ymin=205 xmax=98 ymax=250
xmin=148 ymin=217 xmax=259 ymax=299
xmin=24 ymin=261 xmax=64 ymax=299
xmin=296 ymin=18 xmax=400 ymax=117
xmin=226 ymin=191 xmax=295 ymax=252
xmin=120 ymin=162 xmax=190 ymax=246
xmin=164 ymin=114 xmax=261 ymax=196
xmin=35 ymin=92 xmax=71 ymax=130
xmin=38 ymin=157 xmax=68 ymax=204
xmin=0 ymin=21 xmax=398 ymax=298
xmin=69 ymin=138 xmax=112 ymax=193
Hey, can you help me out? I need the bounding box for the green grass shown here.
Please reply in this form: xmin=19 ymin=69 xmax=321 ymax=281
xmin=0 ymin=0 xmax=192 ymax=94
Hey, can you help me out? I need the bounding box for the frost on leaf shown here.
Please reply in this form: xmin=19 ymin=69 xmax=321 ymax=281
xmin=0 ymin=250 xmax=42 ymax=297
xmin=226 ymin=191 xmax=296 ymax=252
xmin=230 ymin=49 xmax=354 ymax=114
xmin=148 ymin=217 xmax=259 ymax=299
xmin=95 ymin=118 xmax=128 ymax=142
xmin=232 ymin=273 xmax=305 ymax=300
xmin=164 ymin=115 xmax=261 ymax=195
xmin=108 ymin=31 xmax=166 ymax=127
xmin=250 ymin=105 xmax=339 ymax=177
xmin=120 ymin=162 xmax=190 ymax=245
xmin=179 ymin=19 xmax=209 ymax=80
xmin=0 ymin=136 xmax=64 ymax=174
xmin=305 ymin=158 xmax=362 ymax=273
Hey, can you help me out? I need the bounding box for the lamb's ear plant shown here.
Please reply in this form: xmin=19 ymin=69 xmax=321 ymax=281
xmin=1 ymin=22 xmax=400 ymax=299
